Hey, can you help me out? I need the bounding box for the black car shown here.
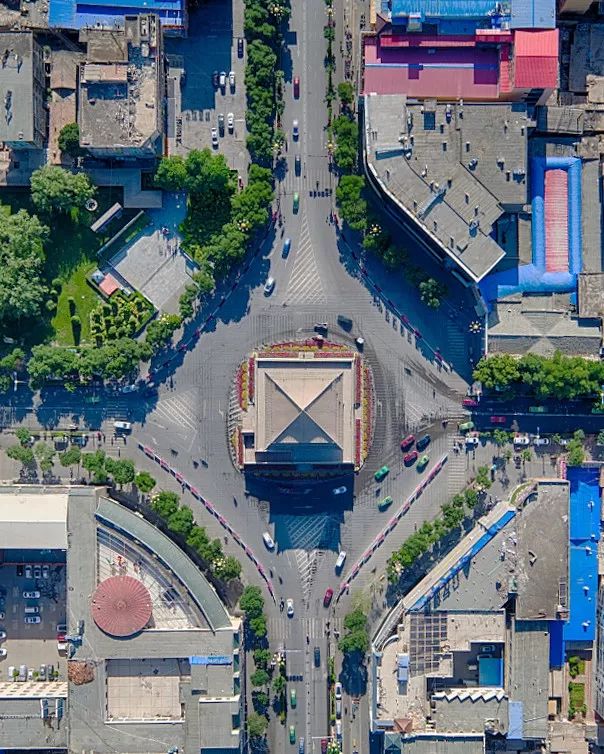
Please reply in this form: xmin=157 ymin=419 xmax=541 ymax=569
xmin=314 ymin=647 xmax=321 ymax=667
xmin=295 ymin=154 xmax=301 ymax=175
xmin=237 ymin=37 xmax=244 ymax=57
xmin=337 ymin=314 xmax=353 ymax=330
xmin=16 ymin=564 xmax=23 ymax=577
xmin=212 ymin=70 xmax=219 ymax=88
xmin=416 ymin=434 xmax=431 ymax=451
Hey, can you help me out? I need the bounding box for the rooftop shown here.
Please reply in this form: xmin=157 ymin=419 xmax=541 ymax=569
xmin=78 ymin=15 xmax=163 ymax=154
xmin=509 ymin=620 xmax=549 ymax=739
xmin=0 ymin=32 xmax=38 ymax=144
xmin=364 ymin=95 xmax=530 ymax=281
xmin=578 ymin=273 xmax=604 ymax=318
xmin=49 ymin=0 xmax=185 ymax=32
xmin=0 ymin=487 xmax=68 ymax=549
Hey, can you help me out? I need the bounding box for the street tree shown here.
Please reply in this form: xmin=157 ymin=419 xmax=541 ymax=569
xmin=0 ymin=348 xmax=25 ymax=392
xmin=145 ymin=314 xmax=182 ymax=352
xmin=31 ymin=166 xmax=96 ymax=217
xmin=247 ymin=712 xmax=268 ymax=738
xmin=187 ymin=524 xmax=210 ymax=553
xmin=154 ymin=155 xmax=188 ymax=191
xmin=337 ymin=81 xmax=354 ymax=106
xmin=15 ymin=428 xmax=33 ymax=446
xmin=250 ymin=669 xmax=270 ymax=687
xmin=419 ymin=278 xmax=446 ymax=308
xmin=475 ymin=465 xmax=492 ymax=490
xmin=6 ymin=444 xmax=35 ymax=467
xmin=492 ymin=429 xmax=509 ymax=449
xmin=151 ymin=491 xmax=181 ymax=519
xmin=59 ymin=447 xmax=81 ymax=468
xmin=567 ymin=438 xmax=585 ymax=467
xmin=167 ymin=506 xmax=195 ymax=538
xmin=240 ymin=585 xmax=265 ymax=619
xmin=253 ymin=649 xmax=271 ymax=669
xmin=336 ymin=175 xmax=367 ymax=231
xmin=597 ymin=431 xmax=604 ymax=447
xmin=520 ymin=448 xmax=532 ymax=465
xmin=134 ymin=471 xmax=156 ymax=494
xmin=27 ymin=345 xmax=78 ymax=388
xmin=106 ymin=458 xmax=135 ymax=488
xmin=0 ymin=209 xmax=48 ymax=324
xmin=249 ymin=615 xmax=267 ymax=638
xmin=57 ymin=123 xmax=82 ymax=157
xmin=273 ymin=674 xmax=286 ymax=695
xmin=214 ymin=555 xmax=242 ymax=581
xmin=82 ymin=450 xmax=107 ymax=483
xmin=34 ymin=442 xmax=55 ymax=473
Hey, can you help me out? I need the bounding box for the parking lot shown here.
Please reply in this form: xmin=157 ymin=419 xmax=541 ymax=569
xmin=166 ymin=0 xmax=249 ymax=180
xmin=0 ymin=561 xmax=66 ymax=682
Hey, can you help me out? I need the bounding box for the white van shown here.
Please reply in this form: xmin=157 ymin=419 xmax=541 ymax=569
xmin=335 ymin=551 xmax=347 ymax=570
xmin=113 ymin=421 xmax=132 ymax=432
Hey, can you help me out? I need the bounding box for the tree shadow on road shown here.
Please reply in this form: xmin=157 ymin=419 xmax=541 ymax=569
xmin=340 ymin=651 xmax=367 ymax=697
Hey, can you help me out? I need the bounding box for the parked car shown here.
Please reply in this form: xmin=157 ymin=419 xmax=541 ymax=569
xmin=293 ymin=192 xmax=300 ymax=212
xmin=533 ymin=437 xmax=550 ymax=446
xmin=22 ymin=591 xmax=40 ymax=599
xmin=227 ymin=112 xmax=234 ymax=132
xmin=217 ymin=113 xmax=225 ymax=134
xmin=335 ymin=682 xmax=342 ymax=700
xmin=0 ymin=632 xmax=6 ymax=641
xmin=0 ymin=612 xmax=5 ymax=620
xmin=219 ymin=71 xmax=226 ymax=89
xmin=465 ymin=434 xmax=480 ymax=446
xmin=286 ymin=598 xmax=294 ymax=617
xmin=7 ymin=665 xmax=14 ymax=680
xmin=211 ymin=127 xmax=219 ymax=148
xmin=262 ymin=531 xmax=275 ymax=550
xmin=18 ymin=665 xmax=27 ymax=681
xmin=335 ymin=551 xmax=347 ymax=570
xmin=416 ymin=434 xmax=431 ymax=450
xmin=289 ymin=726 xmax=296 ymax=745
xmin=42 ymin=565 xmax=50 ymax=579
xmin=337 ymin=314 xmax=353 ymax=330
xmin=24 ymin=616 xmax=41 ymax=624
xmin=283 ymin=238 xmax=291 ymax=257
xmin=24 ymin=565 xmax=32 ymax=579
xmin=417 ymin=454 xmax=430 ymax=471
xmin=33 ymin=566 xmax=41 ymax=579
xmin=229 ymin=70 xmax=235 ymax=89
xmin=237 ymin=37 xmax=244 ymax=57
xmin=292 ymin=119 xmax=299 ymax=139
xmin=374 ymin=465 xmax=390 ymax=482
xmin=323 ymin=588 xmax=334 ymax=607
xmin=293 ymin=75 xmax=300 ymax=97
xmin=400 ymin=434 xmax=415 ymax=451
xmin=490 ymin=416 xmax=507 ymax=424
xmin=264 ymin=277 xmax=275 ymax=295
xmin=113 ymin=421 xmax=131 ymax=432
xmin=462 ymin=397 xmax=479 ymax=407
xmin=404 ymin=450 xmax=418 ymax=465
xmin=513 ymin=434 xmax=530 ymax=446
xmin=16 ymin=564 xmax=23 ymax=577
xmin=24 ymin=606 xmax=40 ymax=614
xmin=212 ymin=70 xmax=219 ymax=87
xmin=314 ymin=647 xmax=321 ymax=667
xmin=39 ymin=664 xmax=47 ymax=681
xmin=332 ymin=486 xmax=347 ymax=495
xmin=378 ymin=496 xmax=393 ymax=511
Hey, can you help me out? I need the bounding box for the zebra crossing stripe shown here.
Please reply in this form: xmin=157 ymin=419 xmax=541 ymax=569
xmin=285 ymin=211 xmax=327 ymax=305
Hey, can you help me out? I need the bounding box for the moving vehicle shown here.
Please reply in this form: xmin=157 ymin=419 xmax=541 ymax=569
xmin=335 ymin=551 xmax=347 ymax=570
xmin=295 ymin=154 xmax=301 ymax=174
xmin=299 ymin=738 xmax=305 ymax=754
xmin=490 ymin=416 xmax=507 ymax=424
xmin=282 ymin=238 xmax=291 ymax=257
xmin=374 ymin=465 xmax=390 ymax=482
xmin=462 ymin=397 xmax=478 ymax=407
xmin=314 ymin=647 xmax=321 ymax=667
xmin=465 ymin=434 xmax=480 ymax=446
xmin=400 ymin=434 xmax=415 ymax=451
xmin=513 ymin=434 xmax=530 ymax=446
xmin=404 ymin=450 xmax=418 ymax=465
xmin=378 ymin=496 xmax=393 ymax=511
xmin=229 ymin=70 xmax=235 ymax=89
xmin=120 ymin=384 xmax=137 ymax=394
xmin=219 ymin=71 xmax=226 ymax=89
xmin=335 ymin=682 xmax=342 ymax=700
xmin=25 ymin=616 xmax=41 ymax=624
xmin=290 ymin=688 xmax=297 ymax=707
xmin=292 ymin=119 xmax=299 ymax=139
xmin=113 ymin=421 xmax=132 ymax=432
xmin=227 ymin=112 xmax=234 ymax=132
xmin=416 ymin=434 xmax=431 ymax=450
xmin=293 ymin=76 xmax=300 ymax=97
xmin=417 ymin=454 xmax=430 ymax=471
xmin=286 ymin=598 xmax=294 ymax=617
xmin=333 ymin=486 xmax=347 ymax=495
xmin=262 ymin=531 xmax=275 ymax=550
xmin=336 ymin=699 xmax=342 ymax=718
xmin=533 ymin=437 xmax=550 ymax=446
xmin=237 ymin=37 xmax=244 ymax=57
xmin=458 ymin=422 xmax=474 ymax=432
xmin=293 ymin=192 xmax=299 ymax=212
xmin=337 ymin=314 xmax=353 ymax=330
xmin=22 ymin=591 xmax=40 ymax=599
xmin=355 ymin=337 xmax=365 ymax=349
xmin=264 ymin=277 xmax=275 ymax=295
xmin=289 ymin=726 xmax=296 ymax=745
xmin=323 ymin=588 xmax=334 ymax=607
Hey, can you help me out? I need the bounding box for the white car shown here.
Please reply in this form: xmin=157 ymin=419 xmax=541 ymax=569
xmin=262 ymin=532 xmax=275 ymax=550
xmin=513 ymin=434 xmax=530 ymax=446
xmin=24 ymin=565 xmax=32 ymax=579
xmin=113 ymin=421 xmax=131 ymax=431
xmin=0 ymin=632 xmax=6 ymax=641
xmin=24 ymin=616 xmax=41 ymax=625
xmin=465 ymin=434 xmax=480 ymax=446
xmin=333 ymin=486 xmax=347 ymax=495
xmin=211 ymin=127 xmax=219 ymax=148
xmin=0 ymin=648 xmax=6 ymax=658
xmin=42 ymin=565 xmax=50 ymax=579
xmin=533 ymin=437 xmax=550 ymax=446
xmin=264 ymin=277 xmax=275 ymax=295
xmin=219 ymin=71 xmax=226 ymax=89
xmin=227 ymin=112 xmax=234 ymax=132
xmin=335 ymin=682 xmax=342 ymax=700
xmin=292 ymin=120 xmax=299 ymax=140
xmin=335 ymin=551 xmax=347 ymax=570
xmin=286 ymin=598 xmax=294 ymax=617
xmin=22 ymin=591 xmax=40 ymax=599
xmin=229 ymin=70 xmax=235 ymax=89
xmin=120 ymin=384 xmax=138 ymax=394
xmin=33 ymin=566 xmax=41 ymax=579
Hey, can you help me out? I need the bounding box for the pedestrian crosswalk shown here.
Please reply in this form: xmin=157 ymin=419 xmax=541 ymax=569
xmin=148 ymin=390 xmax=199 ymax=433
xmin=284 ymin=210 xmax=327 ymax=305
xmin=268 ymin=615 xmax=342 ymax=645
xmin=280 ymin=164 xmax=333 ymax=195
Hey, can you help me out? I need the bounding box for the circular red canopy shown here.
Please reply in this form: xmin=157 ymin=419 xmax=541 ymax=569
xmin=91 ymin=575 xmax=152 ymax=637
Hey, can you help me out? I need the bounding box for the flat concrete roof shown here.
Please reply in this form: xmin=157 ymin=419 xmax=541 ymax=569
xmin=364 ymin=95 xmax=529 ymax=282
xmin=0 ymin=32 xmax=37 ymax=144
xmin=0 ymin=697 xmax=67 ymax=748
xmin=509 ymin=619 xmax=549 ymax=739
xmin=0 ymin=487 xmax=68 ymax=549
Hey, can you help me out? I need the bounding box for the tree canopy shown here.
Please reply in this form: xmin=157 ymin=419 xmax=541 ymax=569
xmin=57 ymin=123 xmax=82 ymax=157
xmin=338 ymin=607 xmax=369 ymax=656
xmin=30 ymin=166 xmax=96 ymax=217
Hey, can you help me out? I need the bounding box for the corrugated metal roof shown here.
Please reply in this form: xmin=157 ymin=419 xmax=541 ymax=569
xmin=510 ymin=0 xmax=556 ymax=28
xmin=514 ymin=56 xmax=558 ymax=88
xmin=392 ymin=0 xmax=498 ymax=19
xmin=514 ymin=28 xmax=558 ymax=54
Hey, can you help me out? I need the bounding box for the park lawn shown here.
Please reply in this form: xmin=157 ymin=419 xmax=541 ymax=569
xmin=51 ymin=258 xmax=98 ymax=346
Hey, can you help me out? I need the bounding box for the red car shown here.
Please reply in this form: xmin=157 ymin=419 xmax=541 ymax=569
xmin=490 ymin=416 xmax=507 ymax=424
xmin=400 ymin=434 xmax=415 ymax=451
xmin=462 ymin=398 xmax=478 ymax=408
xmin=293 ymin=76 xmax=300 ymax=98
xmin=404 ymin=450 xmax=418 ymax=465
xmin=323 ymin=588 xmax=333 ymax=607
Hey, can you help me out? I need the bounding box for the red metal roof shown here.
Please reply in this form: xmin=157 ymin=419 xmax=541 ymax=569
xmin=514 ymin=29 xmax=558 ymax=56
xmin=379 ymin=33 xmax=477 ymax=48
xmin=513 ymin=30 xmax=558 ymax=89
xmin=91 ymin=575 xmax=152 ymax=637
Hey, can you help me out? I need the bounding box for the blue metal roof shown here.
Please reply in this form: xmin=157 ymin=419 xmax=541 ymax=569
xmin=548 ymin=620 xmax=564 ymax=668
xmin=391 ymin=0 xmax=499 ymax=19
xmin=510 ymin=0 xmax=555 ymax=27
xmin=508 ymin=701 xmax=524 ymax=740
xmin=569 ymin=467 xmax=600 ymax=542
xmin=49 ymin=0 xmax=184 ymax=29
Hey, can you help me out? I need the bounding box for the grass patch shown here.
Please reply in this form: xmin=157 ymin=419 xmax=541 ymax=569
xmin=568 ymin=656 xmax=585 ymax=679
xmin=51 ymin=260 xmax=98 ymax=346
xmin=569 ymin=682 xmax=585 ymax=707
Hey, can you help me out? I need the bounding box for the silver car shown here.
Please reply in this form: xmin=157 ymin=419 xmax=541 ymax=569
xmin=264 ymin=277 xmax=275 ymax=295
